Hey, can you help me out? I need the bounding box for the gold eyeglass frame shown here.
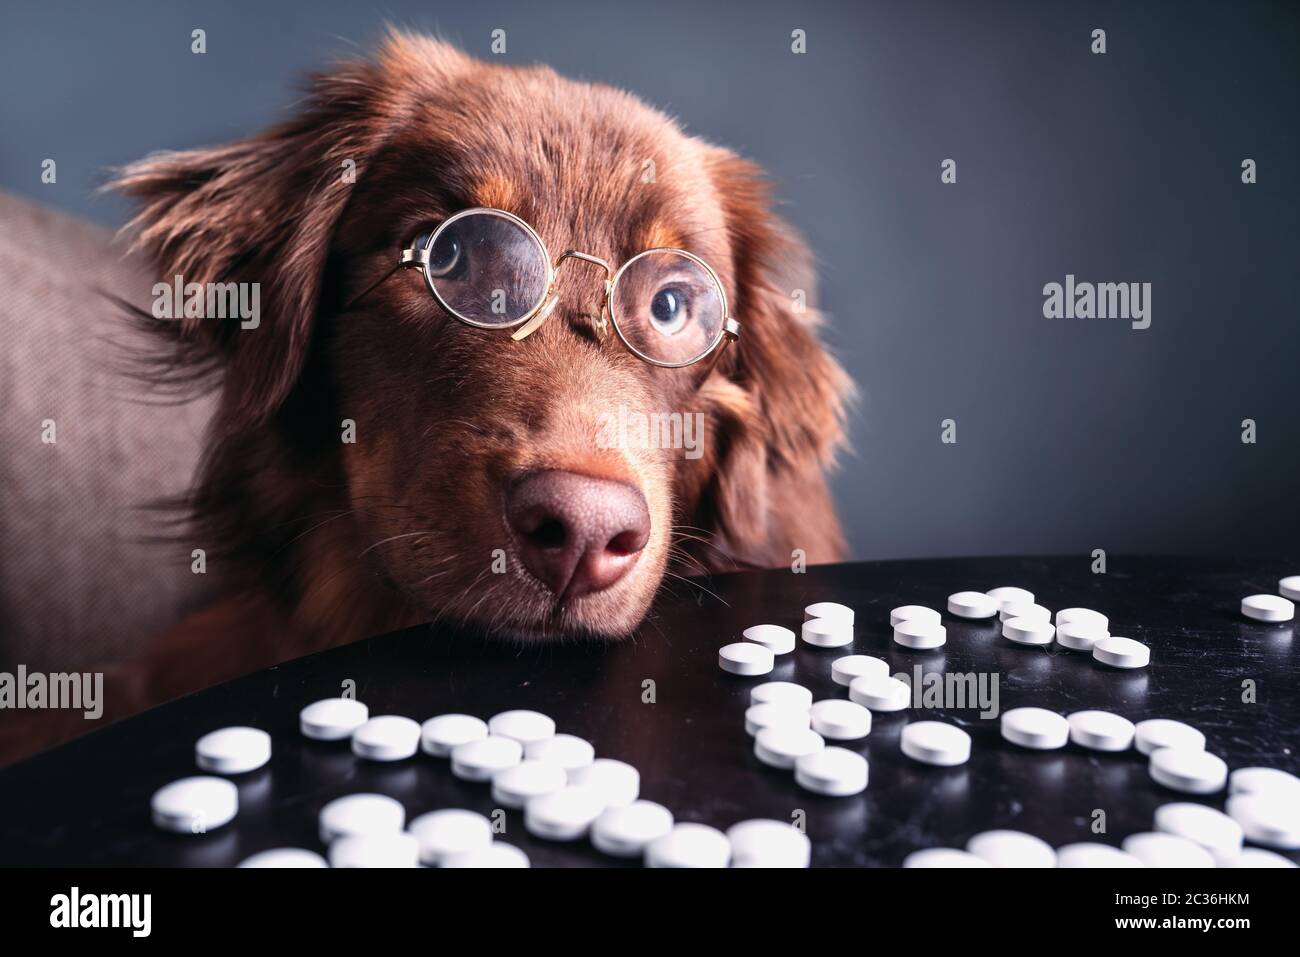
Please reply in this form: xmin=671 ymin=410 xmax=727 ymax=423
xmin=348 ymin=206 xmax=740 ymax=372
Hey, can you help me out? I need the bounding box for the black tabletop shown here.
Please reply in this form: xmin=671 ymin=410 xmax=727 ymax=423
xmin=2 ymin=556 xmax=1297 ymax=867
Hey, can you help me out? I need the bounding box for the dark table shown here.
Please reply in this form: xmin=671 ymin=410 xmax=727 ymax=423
xmin=2 ymin=556 xmax=1297 ymax=867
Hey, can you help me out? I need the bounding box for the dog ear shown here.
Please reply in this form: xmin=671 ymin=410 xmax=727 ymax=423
xmin=694 ymin=148 xmax=854 ymax=568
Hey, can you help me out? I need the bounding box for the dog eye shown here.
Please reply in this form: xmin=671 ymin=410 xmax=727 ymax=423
xmin=648 ymin=285 xmax=691 ymax=336
xmin=409 ymin=226 xmax=466 ymax=280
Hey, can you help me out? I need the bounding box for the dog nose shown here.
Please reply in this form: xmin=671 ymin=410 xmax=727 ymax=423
xmin=506 ymin=470 xmax=651 ymax=599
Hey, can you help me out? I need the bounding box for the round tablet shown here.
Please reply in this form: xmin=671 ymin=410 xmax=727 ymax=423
xmin=965 ymin=830 xmax=1056 ymax=868
xmin=1121 ymin=832 xmax=1215 ymax=868
xmin=645 ymin=823 xmax=732 ymax=868
xmin=299 ymin=697 xmax=368 ymax=741
xmin=1002 ymin=616 xmax=1055 ymax=646
xmin=328 ymin=832 xmax=419 ymax=868
xmin=525 ymin=733 xmax=594 ymax=771
xmin=903 ymin=848 xmax=991 ymax=868
xmin=848 ymin=674 xmax=911 ymax=712
xmin=794 ymin=747 xmax=868 ymax=796
xmin=1155 ymin=803 xmax=1243 ymax=864
xmin=409 ymin=808 xmax=493 ymax=865
xmin=742 ymin=624 xmax=796 ymax=654
xmin=1134 ymin=719 xmax=1205 ymax=756
xmin=441 ymin=843 xmax=530 ymax=868
xmin=719 ymin=642 xmax=775 ymax=676
xmin=1227 ymin=848 xmax=1298 ymax=868
xmin=801 ymin=617 xmax=853 ymax=648
xmin=744 ymin=703 xmax=811 ymax=737
xmin=890 ymin=605 xmax=941 ymax=628
xmin=195 ymin=726 xmax=271 ymax=774
xmin=351 ymin=715 xmax=421 ymax=761
xmin=151 ymin=777 xmax=238 ymax=834
xmin=1226 ymin=794 xmax=1300 ymax=850
xmin=591 ymin=801 xmax=674 ymax=857
xmin=1067 ymin=710 xmax=1136 ymax=752
xmin=487 ymin=710 xmax=555 ymax=746
xmin=727 ymin=819 xmax=811 ymax=868
xmin=1000 ymin=707 xmax=1069 ymax=750
xmin=1055 ymin=843 xmax=1145 ymax=868
xmin=998 ymin=601 xmax=1051 ymax=623
xmin=318 ymin=793 xmax=404 ymax=844
xmin=1242 ymin=593 xmax=1294 ymax=622
xmin=947 ymin=591 xmax=998 ymax=619
xmin=809 ymin=699 xmax=872 ymax=740
xmin=1149 ymin=748 xmax=1228 ymax=794
xmin=1056 ymin=619 xmax=1109 ymax=651
xmin=901 ymin=721 xmax=971 ymax=766
xmin=804 ymin=601 xmax=854 ymax=624
xmin=525 ymin=785 xmax=606 ymax=841
xmin=1280 ymin=576 xmax=1300 ymax=602
xmin=450 ymin=735 xmax=523 ymax=781
xmin=754 ymin=726 xmax=825 ymax=769
xmin=986 ymin=586 xmax=1035 ymax=607
xmin=1229 ymin=766 xmax=1300 ymax=799
xmin=421 ymin=713 xmax=488 ymax=757
xmin=1092 ymin=636 xmax=1150 ymax=669
xmin=832 ymin=655 xmax=890 ymax=686
xmin=750 ymin=681 xmax=814 ymax=710
xmin=1056 ymin=607 xmax=1109 ymax=630
xmin=894 ymin=620 xmax=947 ymax=650
xmin=237 ymin=848 xmax=328 ymax=868
xmin=567 ymin=759 xmax=640 ymax=808
xmin=490 ymin=759 xmax=568 ymax=808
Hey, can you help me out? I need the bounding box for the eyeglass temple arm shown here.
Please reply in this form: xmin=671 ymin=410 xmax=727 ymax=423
xmin=343 ymin=246 xmax=430 ymax=311
xmin=700 ymin=317 xmax=741 ymax=379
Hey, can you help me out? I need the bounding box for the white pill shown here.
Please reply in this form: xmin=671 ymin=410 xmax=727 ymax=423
xmin=754 ymin=726 xmax=825 ymax=769
xmin=986 ymin=586 xmax=1035 ymax=607
xmin=903 ymin=848 xmax=991 ymax=868
xmin=744 ymin=703 xmax=811 ymax=737
xmin=894 ymin=620 xmax=947 ymax=650
xmin=1002 ymin=616 xmax=1055 ymax=646
xmin=319 ymin=793 xmax=404 ymax=844
xmin=1155 ymin=803 xmax=1243 ymax=865
xmin=329 ymin=832 xmax=419 ymax=868
xmin=1280 ymin=576 xmax=1300 ymax=602
xmin=947 ymin=591 xmax=998 ymax=619
xmin=1226 ymin=794 xmax=1300 ymax=849
xmin=719 ymin=642 xmax=775 ymax=675
xmin=525 ymin=733 xmax=594 ymax=771
xmin=832 ymin=655 xmax=890 ymax=686
xmin=1000 ymin=707 xmax=1069 ymax=750
xmin=487 ymin=710 xmax=555 ymax=746
xmin=1149 ymin=748 xmax=1228 ymax=794
xmin=890 ymin=605 xmax=941 ymax=628
xmin=1227 ymin=848 xmax=1298 ymax=868
xmin=237 ymin=848 xmax=328 ymax=868
xmin=1092 ymin=636 xmax=1150 ymax=669
xmin=1121 ymin=832 xmax=1215 ymax=868
xmin=567 ymin=759 xmax=640 ymax=808
xmin=849 ymin=674 xmax=911 ymax=712
xmin=727 ymin=819 xmax=811 ymax=868
xmin=440 ymin=843 xmax=530 ymax=868
xmin=1056 ymin=619 xmax=1109 ymax=651
xmin=1134 ymin=719 xmax=1205 ymax=755
xmin=1056 ymin=607 xmax=1109 ymax=630
xmin=409 ymin=808 xmax=493 ymax=865
xmin=809 ymin=699 xmax=872 ymax=740
xmin=742 ymin=624 xmax=796 ymax=654
xmin=299 ymin=697 xmax=369 ymax=741
xmin=450 ymin=735 xmax=523 ymax=781
xmin=999 ymin=602 xmax=1052 ymax=623
xmin=750 ymin=681 xmax=814 ymax=710
xmin=901 ymin=721 xmax=971 ymax=766
xmin=1229 ymin=766 xmax=1300 ymax=799
xmin=490 ymin=760 xmax=568 ymax=808
xmin=1242 ymin=593 xmax=1295 ymax=622
xmin=195 ymin=726 xmax=271 ymax=774
xmin=420 ymin=713 xmax=488 ymax=757
xmin=801 ymin=617 xmax=853 ymax=648
xmin=1067 ymin=710 xmax=1135 ymax=751
xmin=645 ymin=823 xmax=731 ymax=868
xmin=525 ymin=785 xmax=606 ymax=841
xmin=794 ymin=747 xmax=869 ymax=796
xmin=804 ymin=601 xmax=854 ymax=624
xmin=351 ymin=715 xmax=421 ymax=761
xmin=1055 ymin=843 xmax=1145 ymax=868
xmin=151 ymin=777 xmax=238 ymax=834
xmin=591 ymin=801 xmax=674 ymax=857
xmin=966 ymin=830 xmax=1057 ymax=868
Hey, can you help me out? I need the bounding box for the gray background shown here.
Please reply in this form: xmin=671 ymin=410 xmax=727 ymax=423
xmin=3 ymin=0 xmax=1297 ymax=561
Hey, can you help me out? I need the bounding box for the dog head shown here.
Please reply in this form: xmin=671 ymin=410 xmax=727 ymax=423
xmin=115 ymin=32 xmax=850 ymax=641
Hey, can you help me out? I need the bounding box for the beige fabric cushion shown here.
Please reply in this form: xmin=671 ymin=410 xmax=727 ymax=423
xmin=0 ymin=189 xmax=219 ymax=671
